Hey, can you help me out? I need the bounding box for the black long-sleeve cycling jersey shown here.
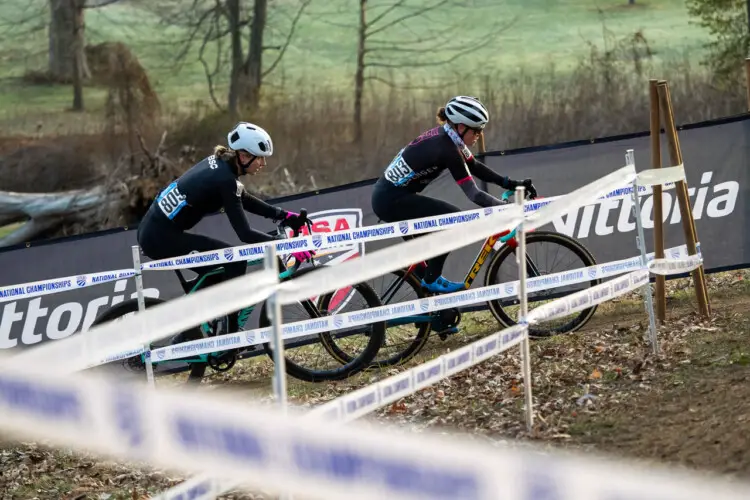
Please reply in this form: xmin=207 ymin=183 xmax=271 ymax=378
xmin=151 ymin=153 xmax=285 ymax=243
xmin=377 ymin=124 xmax=515 ymax=207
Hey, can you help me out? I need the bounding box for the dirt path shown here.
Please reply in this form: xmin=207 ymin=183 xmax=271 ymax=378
xmin=3 ymin=276 xmax=750 ymax=499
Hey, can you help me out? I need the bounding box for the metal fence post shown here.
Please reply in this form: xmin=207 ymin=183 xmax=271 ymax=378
xmin=515 ymin=186 xmax=534 ymax=433
xmin=131 ymin=245 xmax=155 ymax=387
xmin=627 ymin=150 xmax=659 ymax=355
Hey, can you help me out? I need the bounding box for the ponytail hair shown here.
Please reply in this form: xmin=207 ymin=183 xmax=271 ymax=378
xmin=436 ymin=106 xmax=448 ymax=125
xmin=213 ymin=145 xmax=237 ymax=163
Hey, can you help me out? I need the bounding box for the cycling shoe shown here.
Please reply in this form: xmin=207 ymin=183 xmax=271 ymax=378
xmin=421 ymin=276 xmax=465 ymax=294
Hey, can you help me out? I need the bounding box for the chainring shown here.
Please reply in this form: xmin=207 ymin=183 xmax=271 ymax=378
xmin=207 ymin=350 xmax=238 ymax=372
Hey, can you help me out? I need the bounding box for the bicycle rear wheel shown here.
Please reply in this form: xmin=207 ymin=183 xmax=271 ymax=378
xmin=88 ymin=298 xmax=208 ymax=386
xmin=485 ymin=231 xmax=600 ymax=336
xmin=260 ymin=266 xmax=386 ymax=382
xmin=324 ymin=269 xmax=432 ymax=369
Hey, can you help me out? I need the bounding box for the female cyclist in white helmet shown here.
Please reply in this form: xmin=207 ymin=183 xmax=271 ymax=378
xmin=138 ymin=122 xmax=313 ymax=340
xmin=372 ymin=96 xmax=536 ymax=294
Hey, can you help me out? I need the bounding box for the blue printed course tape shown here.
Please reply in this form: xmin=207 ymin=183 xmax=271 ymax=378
xmin=141 ymin=244 xmax=690 ymax=364
xmin=0 ymin=269 xmax=136 ymax=304
xmin=140 ymin=176 xmax=674 ymax=272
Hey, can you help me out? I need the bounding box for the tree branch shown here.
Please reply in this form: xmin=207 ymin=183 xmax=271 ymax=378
xmin=262 ymin=0 xmax=312 ymax=78
xmin=84 ymin=0 xmax=124 ymax=9
xmin=365 ymin=74 xmax=462 ymax=90
xmin=366 ymin=0 xmax=408 ymax=29
xmin=366 ymin=0 xmax=450 ymax=37
xmin=367 ymin=15 xmax=516 ymax=68
xmin=197 ymin=6 xmax=225 ymax=111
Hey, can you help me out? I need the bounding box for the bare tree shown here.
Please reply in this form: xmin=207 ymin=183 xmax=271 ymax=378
xmin=0 ymin=0 xmax=125 ymax=111
xmin=153 ymin=0 xmax=311 ymax=117
xmin=48 ymin=0 xmax=122 ymax=80
xmin=317 ymin=0 xmax=514 ymax=143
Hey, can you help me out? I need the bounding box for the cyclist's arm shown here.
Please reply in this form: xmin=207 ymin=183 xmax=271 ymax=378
xmin=221 ymin=183 xmax=276 ymax=244
xmin=240 ymin=189 xmax=285 ymax=221
xmin=466 ymin=157 xmax=514 ymax=190
xmin=446 ymin=156 xmax=504 ymax=208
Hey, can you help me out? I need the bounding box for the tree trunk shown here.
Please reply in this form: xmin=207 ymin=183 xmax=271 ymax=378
xmin=353 ymin=0 xmax=367 ymax=144
xmin=243 ymin=0 xmax=267 ymax=112
xmin=48 ymin=0 xmax=90 ymax=82
xmin=226 ymin=0 xmax=243 ymax=118
xmin=71 ymin=0 xmax=84 ymax=110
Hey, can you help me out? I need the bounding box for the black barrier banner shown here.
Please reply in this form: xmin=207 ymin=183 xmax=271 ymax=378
xmin=1 ymin=114 xmax=748 ymax=350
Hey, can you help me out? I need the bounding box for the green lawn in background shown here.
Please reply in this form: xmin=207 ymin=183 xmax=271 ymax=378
xmin=0 ymin=0 xmax=710 ymax=131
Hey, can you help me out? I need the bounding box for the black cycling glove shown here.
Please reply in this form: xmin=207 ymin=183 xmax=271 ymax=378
xmin=506 ymin=178 xmax=538 ymax=199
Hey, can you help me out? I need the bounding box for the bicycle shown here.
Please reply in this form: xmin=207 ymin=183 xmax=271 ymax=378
xmin=323 ymin=190 xmax=601 ymax=369
xmin=88 ymin=210 xmax=386 ymax=385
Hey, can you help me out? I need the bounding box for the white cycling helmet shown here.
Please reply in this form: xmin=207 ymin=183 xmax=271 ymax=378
xmin=445 ymin=95 xmax=489 ymax=129
xmin=227 ymin=122 xmax=274 ymax=157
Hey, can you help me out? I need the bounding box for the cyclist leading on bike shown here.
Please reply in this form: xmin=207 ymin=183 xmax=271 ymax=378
xmin=137 ymin=121 xmax=313 ymax=337
xmin=371 ymin=95 xmax=537 ymax=294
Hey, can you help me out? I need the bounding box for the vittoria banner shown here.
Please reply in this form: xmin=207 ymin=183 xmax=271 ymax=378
xmin=1 ymin=114 xmax=748 ymax=350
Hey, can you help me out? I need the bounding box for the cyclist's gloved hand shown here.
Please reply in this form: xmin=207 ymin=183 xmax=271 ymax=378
xmin=291 ymin=250 xmax=315 ymax=264
xmin=522 ymin=179 xmax=538 ymax=199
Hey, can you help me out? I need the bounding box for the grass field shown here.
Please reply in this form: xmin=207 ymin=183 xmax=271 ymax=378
xmin=0 ymin=0 xmax=712 ymax=127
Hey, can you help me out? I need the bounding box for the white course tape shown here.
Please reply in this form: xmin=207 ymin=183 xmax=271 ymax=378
xmin=0 ymin=268 xmax=136 ymax=304
xmin=648 ymin=255 xmax=704 ymax=275
xmin=140 ymin=163 xmax=651 ymax=273
xmin=527 ymin=269 xmax=650 ymax=324
xmin=1 ymin=356 xmax=750 ymax=500
xmin=2 ymin=269 xmax=280 ymax=375
xmin=149 ymin=244 xmax=692 ymax=363
xmin=309 ymin=324 xmax=527 ymax=422
xmin=277 ymin=165 xmax=637 ymax=305
xmin=636 ymin=164 xmax=685 ymax=187
xmin=150 ymin=474 xmax=225 ymax=500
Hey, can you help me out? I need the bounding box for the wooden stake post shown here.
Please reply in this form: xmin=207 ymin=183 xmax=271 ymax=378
xmin=649 ymin=80 xmax=666 ymax=322
xmin=654 ymin=80 xmax=711 ymax=319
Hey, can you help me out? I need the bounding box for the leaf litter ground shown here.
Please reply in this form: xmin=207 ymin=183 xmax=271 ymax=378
xmin=3 ymin=270 xmax=750 ymax=499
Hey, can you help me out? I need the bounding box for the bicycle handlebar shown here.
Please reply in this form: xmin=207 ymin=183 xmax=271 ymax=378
xmin=274 ymin=208 xmax=316 ymax=274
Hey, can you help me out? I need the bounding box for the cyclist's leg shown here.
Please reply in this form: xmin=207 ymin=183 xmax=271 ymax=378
xmin=140 ymin=223 xmax=247 ymax=335
xmin=373 ymin=190 xmax=462 ymax=292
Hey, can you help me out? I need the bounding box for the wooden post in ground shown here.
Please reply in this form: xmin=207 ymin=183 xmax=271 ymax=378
xmin=649 ymin=79 xmax=666 ymax=323
xmin=656 ymin=80 xmax=711 ymax=319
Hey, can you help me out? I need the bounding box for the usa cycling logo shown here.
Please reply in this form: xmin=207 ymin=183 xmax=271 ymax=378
xmin=670 ymin=249 xmax=680 ymax=259
xmin=333 ymin=316 xmax=344 ymax=328
xmin=484 ymin=207 xmax=493 ymax=217
xmin=588 ymin=268 xmax=598 ymax=279
xmin=312 ymin=234 xmax=323 ymax=249
xmin=224 ymin=248 xmax=234 ymax=261
xmin=419 ymin=299 xmax=430 ymax=312
xmin=504 ymin=283 xmax=515 ymax=295
xmin=76 ymin=275 xmax=87 ymax=287
xmin=246 ymin=332 xmax=256 ymax=344
xmin=399 ymin=221 xmax=409 ymax=235
xmin=156 ymin=350 xmax=165 ymax=360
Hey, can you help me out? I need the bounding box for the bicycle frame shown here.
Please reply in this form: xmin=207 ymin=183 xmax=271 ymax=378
xmin=381 ymin=191 xmax=541 ymax=328
xmin=140 ymin=217 xmax=315 ymax=367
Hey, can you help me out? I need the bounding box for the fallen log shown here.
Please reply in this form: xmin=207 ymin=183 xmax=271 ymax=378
xmin=0 ymin=186 xmax=112 ymax=247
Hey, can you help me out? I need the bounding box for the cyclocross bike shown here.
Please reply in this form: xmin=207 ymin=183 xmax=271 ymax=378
xmin=88 ymin=210 xmax=386 ymax=385
xmin=322 ymin=190 xmax=601 ymax=369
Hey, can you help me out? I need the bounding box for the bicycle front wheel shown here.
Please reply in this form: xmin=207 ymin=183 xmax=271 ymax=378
xmin=485 ymin=230 xmax=600 ymax=336
xmin=88 ymin=298 xmax=208 ymax=386
xmin=325 ymin=269 xmax=432 ymax=369
xmin=260 ymin=266 xmax=386 ymax=382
